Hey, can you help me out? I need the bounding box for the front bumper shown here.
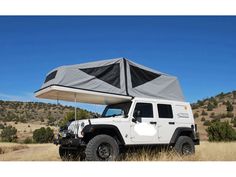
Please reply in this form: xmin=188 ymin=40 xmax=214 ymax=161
xmin=54 ymin=137 xmax=84 ymax=146
xmin=54 ymin=132 xmax=85 ymax=147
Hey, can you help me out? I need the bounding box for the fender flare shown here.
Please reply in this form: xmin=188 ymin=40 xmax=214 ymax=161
xmin=170 ymin=127 xmax=194 ymax=145
xmin=82 ymin=124 xmax=125 ymax=145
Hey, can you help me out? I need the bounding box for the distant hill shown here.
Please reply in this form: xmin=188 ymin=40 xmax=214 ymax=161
xmin=0 ymin=100 xmax=99 ymax=126
xmin=0 ymin=100 xmax=101 ymax=142
xmin=192 ymin=91 xmax=236 ymax=140
xmin=1 ymin=90 xmax=236 ymax=142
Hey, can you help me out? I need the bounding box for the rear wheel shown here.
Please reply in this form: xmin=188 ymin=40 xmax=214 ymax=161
xmin=85 ymin=134 xmax=119 ymax=161
xmin=174 ymin=136 xmax=195 ymax=155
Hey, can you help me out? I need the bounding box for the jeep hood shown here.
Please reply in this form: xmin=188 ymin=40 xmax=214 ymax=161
xmin=67 ymin=117 xmax=124 ymax=134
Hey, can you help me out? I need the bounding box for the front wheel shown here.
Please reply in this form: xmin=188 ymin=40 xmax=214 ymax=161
xmin=85 ymin=134 xmax=119 ymax=161
xmin=174 ymin=136 xmax=195 ymax=155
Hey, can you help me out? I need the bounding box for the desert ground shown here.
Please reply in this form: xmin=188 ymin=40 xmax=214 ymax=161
xmin=0 ymin=141 xmax=236 ymax=161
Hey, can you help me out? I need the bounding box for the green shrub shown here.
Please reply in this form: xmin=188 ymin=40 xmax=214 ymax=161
xmin=218 ymin=92 xmax=225 ymax=100
xmin=201 ymin=117 xmax=206 ymax=122
xmin=23 ymin=137 xmax=33 ymax=144
xmin=47 ymin=116 xmax=56 ymax=126
xmin=77 ymin=109 xmax=90 ymax=120
xmin=203 ymin=120 xmax=211 ymax=126
xmin=231 ymin=118 xmax=236 ymax=127
xmin=197 ymin=100 xmax=204 ymax=107
xmin=211 ymin=118 xmax=220 ymax=123
xmin=233 ymin=121 xmax=236 ymax=128
xmin=0 ymin=147 xmax=3 ymax=154
xmin=0 ymin=123 xmax=4 ymax=129
xmin=221 ymin=113 xmax=227 ymax=118
xmin=226 ymin=112 xmax=234 ymax=118
xmin=212 ymin=99 xmax=218 ymax=108
xmin=33 ymin=127 xmax=54 ymax=143
xmin=59 ymin=112 xmax=75 ymax=127
xmin=191 ymin=104 xmax=199 ymax=109
xmin=207 ymin=121 xmax=236 ymax=142
xmin=201 ymin=110 xmax=208 ymax=116
xmin=207 ymin=102 xmax=214 ymax=111
xmin=232 ymin=91 xmax=236 ymax=100
xmin=193 ymin=112 xmax=199 ymax=118
xmin=0 ymin=125 xmax=17 ymax=142
xmin=226 ymin=101 xmax=234 ymax=112
xmin=59 ymin=110 xmax=90 ymax=127
xmin=210 ymin=112 xmax=215 ymax=118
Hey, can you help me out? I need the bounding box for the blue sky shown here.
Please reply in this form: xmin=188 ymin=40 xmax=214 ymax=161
xmin=0 ymin=16 xmax=236 ymax=113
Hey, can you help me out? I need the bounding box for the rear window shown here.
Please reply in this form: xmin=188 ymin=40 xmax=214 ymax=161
xmin=157 ymin=104 xmax=173 ymax=118
xmin=44 ymin=70 xmax=57 ymax=83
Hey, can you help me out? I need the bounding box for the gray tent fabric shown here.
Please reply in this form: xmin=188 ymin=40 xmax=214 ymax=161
xmin=40 ymin=58 xmax=185 ymax=101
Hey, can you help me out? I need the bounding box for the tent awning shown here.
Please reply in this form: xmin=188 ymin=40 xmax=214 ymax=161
xmin=35 ymin=85 xmax=132 ymax=105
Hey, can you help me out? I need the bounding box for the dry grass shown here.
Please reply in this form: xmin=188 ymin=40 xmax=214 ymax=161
xmin=124 ymin=141 xmax=236 ymax=161
xmin=0 ymin=141 xmax=236 ymax=161
xmin=0 ymin=143 xmax=28 ymax=155
xmin=0 ymin=143 xmax=60 ymax=161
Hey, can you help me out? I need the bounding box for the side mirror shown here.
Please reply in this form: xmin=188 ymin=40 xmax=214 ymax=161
xmin=94 ymin=114 xmax=99 ymax=118
xmin=133 ymin=110 xmax=141 ymax=118
xmin=132 ymin=118 xmax=137 ymax=123
xmin=132 ymin=110 xmax=141 ymax=123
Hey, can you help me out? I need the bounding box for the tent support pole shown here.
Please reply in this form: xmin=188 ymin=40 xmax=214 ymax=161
xmin=74 ymin=93 xmax=77 ymax=139
xmin=74 ymin=93 xmax=77 ymax=122
xmin=56 ymin=96 xmax=59 ymax=129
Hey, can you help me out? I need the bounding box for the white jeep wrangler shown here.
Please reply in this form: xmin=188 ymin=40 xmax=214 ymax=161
xmin=35 ymin=58 xmax=199 ymax=161
xmin=55 ymin=97 xmax=199 ymax=161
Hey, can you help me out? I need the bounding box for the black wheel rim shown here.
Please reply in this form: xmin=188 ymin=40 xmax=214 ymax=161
xmin=182 ymin=143 xmax=192 ymax=155
xmin=97 ymin=143 xmax=113 ymax=160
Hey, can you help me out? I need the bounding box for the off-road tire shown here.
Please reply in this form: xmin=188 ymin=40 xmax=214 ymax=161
xmin=85 ymin=134 xmax=119 ymax=161
xmin=59 ymin=146 xmax=85 ymax=161
xmin=174 ymin=136 xmax=195 ymax=155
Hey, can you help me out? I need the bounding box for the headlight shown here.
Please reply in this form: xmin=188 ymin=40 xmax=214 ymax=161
xmin=80 ymin=122 xmax=85 ymax=128
xmin=59 ymin=131 xmax=68 ymax=138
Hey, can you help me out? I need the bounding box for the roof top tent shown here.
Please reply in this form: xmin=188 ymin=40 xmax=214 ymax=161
xmin=35 ymin=58 xmax=185 ymax=105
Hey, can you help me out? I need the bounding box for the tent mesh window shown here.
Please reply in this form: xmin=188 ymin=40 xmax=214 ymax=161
xmin=44 ymin=70 xmax=57 ymax=83
xmin=130 ymin=65 xmax=160 ymax=88
xmin=80 ymin=63 xmax=121 ymax=88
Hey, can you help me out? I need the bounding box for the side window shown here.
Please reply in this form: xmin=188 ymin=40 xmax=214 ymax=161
xmin=134 ymin=103 xmax=153 ymax=118
xmin=157 ymin=104 xmax=173 ymax=118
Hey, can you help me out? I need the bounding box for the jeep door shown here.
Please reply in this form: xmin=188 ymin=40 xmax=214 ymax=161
xmin=156 ymin=102 xmax=176 ymax=143
xmin=130 ymin=102 xmax=158 ymax=143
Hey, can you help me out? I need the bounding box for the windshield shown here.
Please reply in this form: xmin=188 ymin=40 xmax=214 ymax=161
xmin=102 ymin=101 xmax=132 ymax=118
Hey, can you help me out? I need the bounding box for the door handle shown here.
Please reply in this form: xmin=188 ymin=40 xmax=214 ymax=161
xmin=169 ymin=122 xmax=175 ymax=125
xmin=150 ymin=121 xmax=157 ymax=125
